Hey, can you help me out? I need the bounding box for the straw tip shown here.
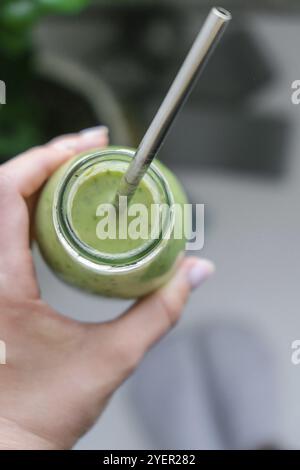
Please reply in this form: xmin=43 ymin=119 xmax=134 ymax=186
xmin=213 ymin=6 xmax=232 ymax=21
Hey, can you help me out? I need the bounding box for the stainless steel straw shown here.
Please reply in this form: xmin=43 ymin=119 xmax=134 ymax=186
xmin=115 ymin=7 xmax=232 ymax=205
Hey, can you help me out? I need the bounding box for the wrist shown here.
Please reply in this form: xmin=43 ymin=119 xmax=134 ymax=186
xmin=0 ymin=416 xmax=60 ymax=450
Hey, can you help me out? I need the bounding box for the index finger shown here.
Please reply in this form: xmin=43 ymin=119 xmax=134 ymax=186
xmin=1 ymin=127 xmax=108 ymax=198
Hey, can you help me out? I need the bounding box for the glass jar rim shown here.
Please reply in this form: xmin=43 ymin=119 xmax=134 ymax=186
xmin=53 ymin=147 xmax=175 ymax=274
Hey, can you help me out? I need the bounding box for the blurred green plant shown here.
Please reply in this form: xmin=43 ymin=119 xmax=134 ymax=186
xmin=0 ymin=0 xmax=92 ymax=160
xmin=0 ymin=0 xmax=91 ymax=55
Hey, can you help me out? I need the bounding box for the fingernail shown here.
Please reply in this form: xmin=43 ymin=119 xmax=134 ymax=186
xmin=52 ymin=140 xmax=77 ymax=151
xmin=187 ymin=259 xmax=215 ymax=290
xmin=80 ymin=126 xmax=109 ymax=139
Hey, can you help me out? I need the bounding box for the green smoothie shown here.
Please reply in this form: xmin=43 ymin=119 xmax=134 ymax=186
xmin=35 ymin=147 xmax=188 ymax=298
xmin=71 ymin=170 xmax=154 ymax=254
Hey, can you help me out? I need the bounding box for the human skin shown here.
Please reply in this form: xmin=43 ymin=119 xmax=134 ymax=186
xmin=0 ymin=127 xmax=214 ymax=449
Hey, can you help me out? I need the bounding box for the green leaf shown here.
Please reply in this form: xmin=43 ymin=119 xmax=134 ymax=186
xmin=38 ymin=0 xmax=91 ymax=14
xmin=1 ymin=1 xmax=40 ymax=29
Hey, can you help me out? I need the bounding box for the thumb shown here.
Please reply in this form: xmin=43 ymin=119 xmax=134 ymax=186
xmin=109 ymin=257 xmax=215 ymax=370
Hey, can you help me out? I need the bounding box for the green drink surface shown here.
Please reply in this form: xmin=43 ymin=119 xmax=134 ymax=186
xmin=71 ymin=170 xmax=155 ymax=254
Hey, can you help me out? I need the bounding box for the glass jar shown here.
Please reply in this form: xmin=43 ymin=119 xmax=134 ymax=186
xmin=35 ymin=147 xmax=188 ymax=298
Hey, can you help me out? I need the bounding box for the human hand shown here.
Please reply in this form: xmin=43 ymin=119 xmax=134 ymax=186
xmin=0 ymin=128 xmax=214 ymax=449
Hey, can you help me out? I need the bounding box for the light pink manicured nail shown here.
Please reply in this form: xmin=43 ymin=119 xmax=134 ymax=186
xmin=187 ymin=259 xmax=215 ymax=289
xmin=80 ymin=126 xmax=109 ymax=140
xmin=51 ymin=140 xmax=77 ymax=151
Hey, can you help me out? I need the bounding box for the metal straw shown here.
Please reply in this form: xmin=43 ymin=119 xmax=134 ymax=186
xmin=115 ymin=7 xmax=232 ymax=205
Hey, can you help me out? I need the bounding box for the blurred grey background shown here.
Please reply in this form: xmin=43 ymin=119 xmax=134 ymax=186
xmin=20 ymin=0 xmax=300 ymax=449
